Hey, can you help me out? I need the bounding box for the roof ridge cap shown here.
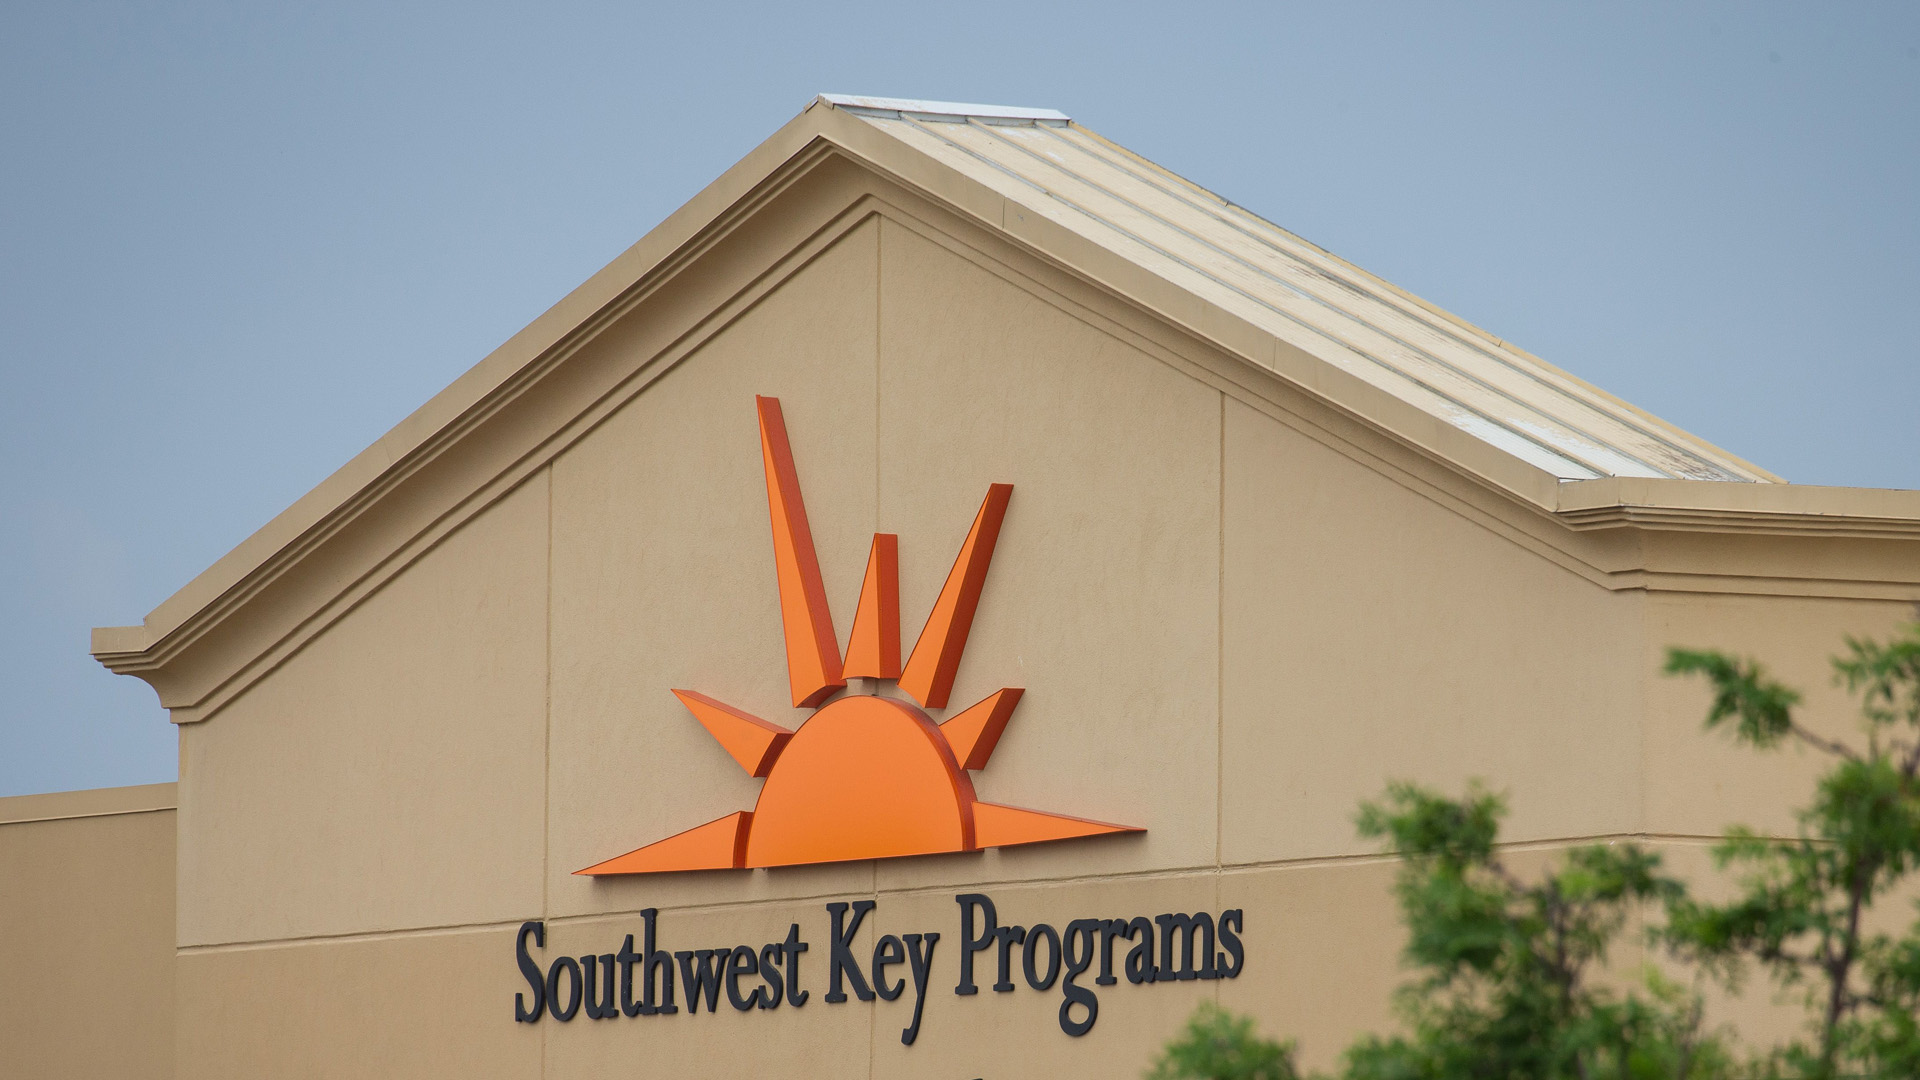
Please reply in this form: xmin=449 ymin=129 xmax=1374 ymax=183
xmin=815 ymin=93 xmax=1069 ymax=125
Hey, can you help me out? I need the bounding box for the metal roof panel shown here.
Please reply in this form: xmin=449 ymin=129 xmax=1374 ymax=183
xmin=835 ymin=102 xmax=1776 ymax=483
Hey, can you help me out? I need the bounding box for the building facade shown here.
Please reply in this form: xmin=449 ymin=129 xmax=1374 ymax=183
xmin=8 ymin=95 xmax=1920 ymax=1078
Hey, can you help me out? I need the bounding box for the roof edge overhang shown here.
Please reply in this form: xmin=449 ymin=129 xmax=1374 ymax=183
xmin=1555 ymin=477 xmax=1920 ymax=539
xmin=90 ymin=96 xmax=1920 ymax=695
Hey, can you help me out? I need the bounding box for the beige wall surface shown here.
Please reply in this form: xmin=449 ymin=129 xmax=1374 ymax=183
xmin=148 ymin=154 xmax=1920 ymax=1076
xmin=177 ymin=472 xmax=550 ymax=946
xmin=177 ymin=927 xmax=539 ymax=1080
xmin=1644 ymin=590 xmax=1916 ymax=839
xmin=0 ymin=784 xmax=175 ymax=1080
xmin=1222 ymin=395 xmax=1645 ymax=862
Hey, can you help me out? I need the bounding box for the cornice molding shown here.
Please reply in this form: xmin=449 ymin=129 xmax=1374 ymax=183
xmin=1552 ymin=476 xmax=1920 ymax=540
xmin=1557 ymin=503 xmax=1920 ymax=540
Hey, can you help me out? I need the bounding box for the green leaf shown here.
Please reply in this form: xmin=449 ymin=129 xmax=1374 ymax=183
xmin=1145 ymin=1003 xmax=1300 ymax=1080
xmin=1664 ymin=647 xmax=1801 ymax=747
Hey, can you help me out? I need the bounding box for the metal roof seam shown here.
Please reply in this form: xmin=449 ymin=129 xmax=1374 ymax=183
xmin=1049 ymin=127 xmax=1769 ymax=482
xmin=1051 ymin=121 xmax=1752 ymax=479
xmin=976 ymin=122 xmax=1682 ymax=480
xmin=1036 ymin=126 xmax=1755 ymax=481
xmin=930 ymin=118 xmax=1626 ymax=479
xmin=888 ymin=115 xmax=1605 ymax=480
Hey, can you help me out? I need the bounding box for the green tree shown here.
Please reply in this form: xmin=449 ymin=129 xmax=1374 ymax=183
xmin=1148 ymin=787 xmax=1728 ymax=1080
xmin=1146 ymin=1001 xmax=1301 ymax=1080
xmin=1665 ymin=625 xmax=1920 ymax=1078
xmin=1335 ymin=783 xmax=1729 ymax=1080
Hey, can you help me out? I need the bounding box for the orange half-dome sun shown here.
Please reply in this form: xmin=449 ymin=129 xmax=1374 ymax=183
xmin=577 ymin=397 xmax=1141 ymax=877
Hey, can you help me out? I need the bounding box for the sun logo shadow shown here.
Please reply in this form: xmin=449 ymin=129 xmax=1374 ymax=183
xmin=578 ymin=396 xmax=1141 ymax=876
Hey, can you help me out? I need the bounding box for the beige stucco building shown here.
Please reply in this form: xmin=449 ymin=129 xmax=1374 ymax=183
xmin=7 ymin=95 xmax=1919 ymax=1078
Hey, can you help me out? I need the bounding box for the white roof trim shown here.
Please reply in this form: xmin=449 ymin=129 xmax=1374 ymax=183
xmin=816 ymin=93 xmax=1070 ymax=125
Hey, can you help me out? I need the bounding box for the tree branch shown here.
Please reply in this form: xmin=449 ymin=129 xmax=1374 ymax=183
xmin=1820 ymin=858 xmax=1873 ymax=1072
xmin=1898 ymin=736 xmax=1920 ymax=779
xmin=1788 ymin=722 xmax=1862 ymax=762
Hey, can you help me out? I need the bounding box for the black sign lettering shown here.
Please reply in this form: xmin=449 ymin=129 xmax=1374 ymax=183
xmin=583 ymin=953 xmax=619 ymax=1019
xmin=1022 ymin=923 xmax=1061 ymax=991
xmin=674 ymin=949 xmax=726 ymax=1014
xmin=953 ymin=893 xmax=996 ymax=996
xmin=1096 ymin=918 xmax=1126 ymax=986
xmin=781 ymin=922 xmax=809 ymax=1007
xmin=1217 ymin=908 xmax=1245 ymax=978
xmin=514 ymin=921 xmax=546 ymax=1022
xmin=823 ymin=901 xmax=876 ymax=1003
xmin=900 ymin=932 xmax=938 ymax=1046
xmin=872 ymin=934 xmax=906 ymax=1001
xmin=640 ymin=908 xmax=677 ymax=1015
xmin=757 ymin=941 xmax=785 ymax=1010
xmin=546 ymin=956 xmax=582 ymax=1021
xmin=992 ymin=924 xmax=1025 ymax=992
xmin=617 ymin=934 xmax=643 ymax=1018
xmin=1154 ymin=912 xmax=1216 ymax=981
xmin=725 ymin=945 xmax=761 ymax=1011
xmin=1123 ymin=915 xmax=1156 ymax=984
xmin=1059 ymin=920 xmax=1103 ymax=1037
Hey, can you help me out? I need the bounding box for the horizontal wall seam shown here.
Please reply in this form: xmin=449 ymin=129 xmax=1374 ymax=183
xmin=0 ymin=805 xmax=175 ymax=827
xmin=178 ymin=917 xmax=531 ymax=955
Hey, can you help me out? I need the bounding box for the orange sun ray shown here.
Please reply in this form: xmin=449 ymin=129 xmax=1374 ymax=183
xmin=843 ymin=533 xmax=901 ymax=679
xmin=576 ymin=811 xmax=752 ymax=875
xmin=757 ymin=396 xmax=845 ymax=708
xmin=939 ymin=687 xmax=1023 ymax=770
xmin=898 ymin=483 xmax=1013 ymax=710
xmin=671 ymin=690 xmax=793 ymax=777
xmin=971 ymin=803 xmax=1140 ymax=849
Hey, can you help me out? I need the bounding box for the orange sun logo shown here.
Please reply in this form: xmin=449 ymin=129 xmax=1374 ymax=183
xmin=578 ymin=396 xmax=1141 ymax=876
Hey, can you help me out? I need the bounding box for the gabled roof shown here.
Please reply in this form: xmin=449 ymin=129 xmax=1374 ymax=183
xmin=92 ymin=94 xmax=1920 ymax=703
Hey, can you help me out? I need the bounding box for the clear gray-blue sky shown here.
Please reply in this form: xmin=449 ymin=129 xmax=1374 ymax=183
xmin=3 ymin=3 xmax=1916 ymax=797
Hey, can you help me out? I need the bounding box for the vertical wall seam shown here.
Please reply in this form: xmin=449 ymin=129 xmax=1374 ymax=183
xmin=867 ymin=853 xmax=878 ymax=1072
xmin=867 ymin=929 xmax=879 ymax=1080
xmin=1637 ymin=589 xmax=1651 ymax=839
xmin=868 ymin=212 xmax=883 ymax=1080
xmin=1216 ymin=392 xmax=1226 ymax=874
xmin=1215 ymin=392 xmax=1227 ymax=1007
xmin=543 ymin=464 xmax=555 ymax=913
xmin=541 ymin=464 xmax=553 ymax=1079
xmin=875 ymin=214 xmax=884 ymax=532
